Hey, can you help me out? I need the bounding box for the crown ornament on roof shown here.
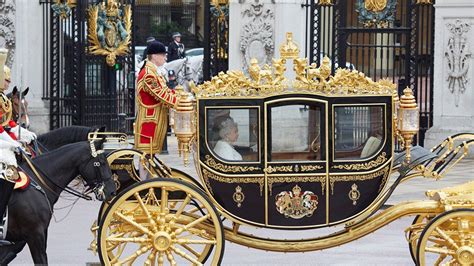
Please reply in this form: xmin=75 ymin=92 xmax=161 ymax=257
xmin=192 ymin=32 xmax=397 ymax=98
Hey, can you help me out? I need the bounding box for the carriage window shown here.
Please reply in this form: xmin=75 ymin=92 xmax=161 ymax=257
xmin=207 ymin=108 xmax=259 ymax=162
xmin=270 ymin=104 xmax=322 ymax=161
xmin=334 ymin=106 xmax=384 ymax=160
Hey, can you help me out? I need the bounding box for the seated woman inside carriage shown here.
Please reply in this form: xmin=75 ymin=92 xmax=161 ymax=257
xmin=213 ymin=116 xmax=243 ymax=161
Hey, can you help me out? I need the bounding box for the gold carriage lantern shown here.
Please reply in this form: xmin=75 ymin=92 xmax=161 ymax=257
xmin=173 ymin=87 xmax=196 ymax=166
xmin=398 ymin=87 xmax=419 ymax=163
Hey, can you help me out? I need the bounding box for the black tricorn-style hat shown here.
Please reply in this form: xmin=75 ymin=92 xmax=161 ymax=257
xmin=146 ymin=41 xmax=167 ymax=55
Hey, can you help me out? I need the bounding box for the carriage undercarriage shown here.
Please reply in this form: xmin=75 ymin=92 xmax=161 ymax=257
xmin=85 ymin=132 xmax=474 ymax=266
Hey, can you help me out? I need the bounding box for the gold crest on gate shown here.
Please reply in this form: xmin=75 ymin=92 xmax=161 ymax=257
xmin=275 ymin=185 xmax=319 ymax=219
xmin=87 ymin=0 xmax=132 ymax=66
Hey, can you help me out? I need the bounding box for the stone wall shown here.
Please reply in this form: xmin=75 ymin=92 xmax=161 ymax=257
xmin=425 ymin=0 xmax=474 ymax=151
xmin=0 ymin=0 xmax=49 ymax=134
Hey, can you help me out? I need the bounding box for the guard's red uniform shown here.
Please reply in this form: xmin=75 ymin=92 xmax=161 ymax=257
xmin=134 ymin=61 xmax=176 ymax=155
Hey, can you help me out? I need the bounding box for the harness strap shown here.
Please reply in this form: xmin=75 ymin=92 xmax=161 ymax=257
xmin=22 ymin=152 xmax=57 ymax=194
xmin=20 ymin=151 xmax=92 ymax=200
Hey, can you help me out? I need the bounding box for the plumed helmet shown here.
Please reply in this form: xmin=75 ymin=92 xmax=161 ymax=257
xmin=146 ymin=41 xmax=167 ymax=55
xmin=3 ymin=66 xmax=10 ymax=82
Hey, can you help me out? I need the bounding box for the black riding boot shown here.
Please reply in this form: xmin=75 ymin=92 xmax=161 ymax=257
xmin=0 ymin=178 xmax=15 ymax=242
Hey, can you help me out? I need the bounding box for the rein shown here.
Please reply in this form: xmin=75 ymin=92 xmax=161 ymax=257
xmin=20 ymin=150 xmax=93 ymax=201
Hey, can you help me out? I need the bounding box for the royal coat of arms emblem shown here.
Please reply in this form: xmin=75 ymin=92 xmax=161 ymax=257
xmin=87 ymin=0 xmax=132 ymax=67
xmin=355 ymin=0 xmax=397 ymax=28
xmin=275 ymin=185 xmax=319 ymax=219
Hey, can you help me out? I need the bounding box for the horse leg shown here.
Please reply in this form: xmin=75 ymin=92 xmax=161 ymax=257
xmin=26 ymin=233 xmax=48 ymax=265
xmin=0 ymin=241 xmax=27 ymax=265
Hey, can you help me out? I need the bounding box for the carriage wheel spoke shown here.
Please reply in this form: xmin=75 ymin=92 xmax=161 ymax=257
xmin=145 ymin=250 xmax=157 ymax=266
xmin=180 ymin=243 xmax=200 ymax=258
xmin=175 ymin=238 xmax=217 ymax=245
xmin=165 ymin=250 xmax=177 ymax=265
xmin=160 ymin=187 xmax=168 ymax=214
xmin=425 ymin=246 xmax=455 ymax=255
xmin=115 ymin=212 xmax=152 ymax=235
xmin=170 ymin=245 xmax=203 ymax=265
xmin=157 ymin=251 xmax=164 ymax=266
xmin=107 ymin=236 xmax=151 ymax=244
xmin=434 ymin=227 xmax=459 ymax=250
xmin=434 ymin=254 xmax=447 ymax=266
xmin=174 ymin=194 xmax=192 ymax=220
xmin=135 ymin=192 xmax=158 ymax=233
xmin=174 ymin=214 xmax=211 ymax=236
xmin=187 ymin=205 xmax=206 ymax=215
xmin=118 ymin=244 xmax=152 ymax=264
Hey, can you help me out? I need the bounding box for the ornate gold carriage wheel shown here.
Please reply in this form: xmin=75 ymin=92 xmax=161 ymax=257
xmin=416 ymin=209 xmax=474 ymax=266
xmin=97 ymin=178 xmax=224 ymax=265
xmin=406 ymin=214 xmax=435 ymax=264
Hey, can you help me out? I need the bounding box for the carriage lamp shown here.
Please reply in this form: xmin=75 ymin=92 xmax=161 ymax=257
xmin=398 ymin=87 xmax=419 ymax=163
xmin=174 ymin=86 xmax=196 ymax=166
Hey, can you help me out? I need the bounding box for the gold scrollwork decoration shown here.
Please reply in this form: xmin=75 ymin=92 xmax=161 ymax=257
xmin=233 ymin=186 xmax=245 ymax=208
xmin=87 ymin=0 xmax=132 ymax=67
xmin=268 ymin=176 xmax=326 ymax=196
xmin=318 ymin=0 xmax=333 ymax=6
xmin=110 ymin=164 xmax=139 ymax=182
xmin=332 ymin=152 xmax=387 ymax=171
xmin=300 ymin=165 xmax=324 ymax=172
xmin=264 ymin=165 xmax=293 ymax=174
xmin=202 ymin=169 xmax=264 ymax=195
xmin=204 ymin=155 xmax=261 ymax=173
xmin=329 ymin=166 xmax=390 ymax=194
xmin=416 ymin=0 xmax=432 ymax=5
xmin=348 ymin=183 xmax=361 ymax=205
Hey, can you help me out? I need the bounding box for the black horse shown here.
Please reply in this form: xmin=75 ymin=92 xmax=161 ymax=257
xmin=0 ymin=139 xmax=116 ymax=265
xmin=35 ymin=126 xmax=106 ymax=153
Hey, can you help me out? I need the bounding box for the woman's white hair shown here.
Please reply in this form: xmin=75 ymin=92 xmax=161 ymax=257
xmin=218 ymin=117 xmax=238 ymax=140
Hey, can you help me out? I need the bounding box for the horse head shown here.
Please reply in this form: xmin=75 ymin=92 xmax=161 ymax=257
xmin=78 ymin=138 xmax=116 ymax=201
xmin=8 ymin=86 xmax=30 ymax=128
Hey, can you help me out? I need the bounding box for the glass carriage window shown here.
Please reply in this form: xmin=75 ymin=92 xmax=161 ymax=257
xmin=206 ymin=108 xmax=259 ymax=162
xmin=270 ymin=104 xmax=322 ymax=161
xmin=334 ymin=106 xmax=384 ymax=160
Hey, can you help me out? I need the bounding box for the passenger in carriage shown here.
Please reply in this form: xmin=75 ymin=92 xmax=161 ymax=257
xmin=213 ymin=117 xmax=243 ymax=161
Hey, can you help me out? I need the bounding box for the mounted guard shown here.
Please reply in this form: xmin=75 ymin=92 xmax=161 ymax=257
xmin=0 ymin=48 xmax=20 ymax=245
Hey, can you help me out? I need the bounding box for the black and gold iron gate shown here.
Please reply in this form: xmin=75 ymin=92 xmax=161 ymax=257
xmin=305 ymin=0 xmax=434 ymax=145
xmin=41 ymin=0 xmax=135 ymax=132
xmin=203 ymin=0 xmax=229 ymax=80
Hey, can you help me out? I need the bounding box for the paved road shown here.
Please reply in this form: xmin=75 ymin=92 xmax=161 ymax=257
xmin=10 ymin=136 xmax=474 ymax=265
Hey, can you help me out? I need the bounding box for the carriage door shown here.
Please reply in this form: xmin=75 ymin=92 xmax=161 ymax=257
xmin=264 ymin=98 xmax=328 ymax=228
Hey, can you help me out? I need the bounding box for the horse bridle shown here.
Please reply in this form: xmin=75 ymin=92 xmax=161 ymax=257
xmin=81 ymin=141 xmax=110 ymax=201
xmin=21 ymin=141 xmax=109 ymax=201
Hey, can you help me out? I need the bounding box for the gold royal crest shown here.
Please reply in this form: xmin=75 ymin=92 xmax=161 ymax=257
xmin=275 ymin=185 xmax=319 ymax=219
xmin=87 ymin=0 xmax=132 ymax=67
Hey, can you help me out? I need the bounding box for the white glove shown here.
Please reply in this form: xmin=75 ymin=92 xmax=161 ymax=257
xmin=10 ymin=125 xmax=37 ymax=144
xmin=0 ymin=141 xmax=18 ymax=167
xmin=0 ymin=130 xmax=21 ymax=149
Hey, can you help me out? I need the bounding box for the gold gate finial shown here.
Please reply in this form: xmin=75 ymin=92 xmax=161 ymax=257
xmin=279 ymin=32 xmax=299 ymax=60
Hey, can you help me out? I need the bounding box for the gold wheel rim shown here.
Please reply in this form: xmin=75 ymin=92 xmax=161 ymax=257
xmin=418 ymin=210 xmax=474 ymax=266
xmin=99 ymin=180 xmax=223 ymax=265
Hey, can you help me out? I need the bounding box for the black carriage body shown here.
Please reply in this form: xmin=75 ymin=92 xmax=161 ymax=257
xmin=196 ymin=93 xmax=393 ymax=229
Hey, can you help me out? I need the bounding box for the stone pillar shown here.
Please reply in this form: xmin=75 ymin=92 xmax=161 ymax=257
xmin=12 ymin=0 xmax=49 ymax=134
xmin=229 ymin=0 xmax=306 ymax=75
xmin=424 ymin=0 xmax=474 ymax=150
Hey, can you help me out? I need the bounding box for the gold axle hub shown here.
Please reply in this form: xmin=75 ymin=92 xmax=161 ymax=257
xmin=456 ymin=246 xmax=473 ymax=265
xmin=152 ymin=232 xmax=172 ymax=251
